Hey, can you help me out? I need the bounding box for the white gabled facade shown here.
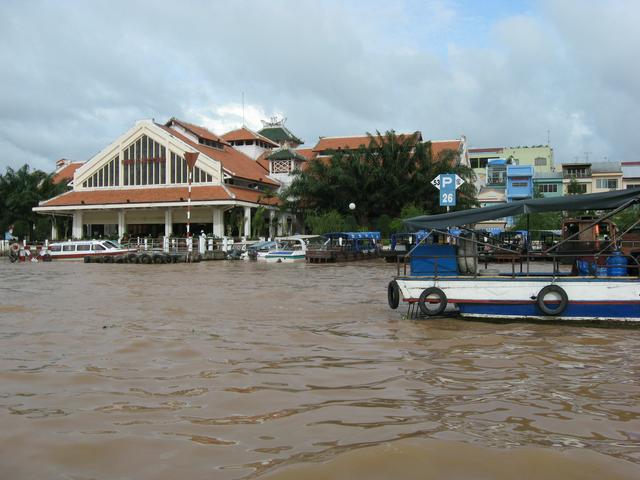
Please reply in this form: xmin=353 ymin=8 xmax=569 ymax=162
xmin=34 ymin=119 xmax=292 ymax=240
xmin=74 ymin=120 xmax=223 ymax=191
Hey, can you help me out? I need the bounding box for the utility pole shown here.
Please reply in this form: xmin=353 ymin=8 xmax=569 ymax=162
xmin=184 ymin=151 xmax=199 ymax=262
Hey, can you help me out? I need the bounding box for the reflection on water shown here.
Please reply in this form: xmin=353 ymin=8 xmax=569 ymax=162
xmin=0 ymin=260 xmax=639 ymax=479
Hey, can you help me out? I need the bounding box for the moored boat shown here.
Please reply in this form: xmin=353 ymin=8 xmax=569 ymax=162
xmin=387 ymin=189 xmax=640 ymax=323
xmin=45 ymin=239 xmax=137 ymax=260
xmin=306 ymin=231 xmax=381 ymax=263
xmin=264 ymin=235 xmax=322 ymax=262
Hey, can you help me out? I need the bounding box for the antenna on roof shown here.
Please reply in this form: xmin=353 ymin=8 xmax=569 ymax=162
xmin=242 ymin=91 xmax=245 ymax=127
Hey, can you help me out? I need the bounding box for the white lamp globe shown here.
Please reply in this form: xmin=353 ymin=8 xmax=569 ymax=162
xmin=348 ymin=202 xmax=356 ymax=210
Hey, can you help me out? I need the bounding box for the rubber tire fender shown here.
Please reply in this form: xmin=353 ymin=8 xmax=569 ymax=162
xmin=418 ymin=287 xmax=448 ymax=316
xmin=388 ymin=280 xmax=400 ymax=309
xmin=139 ymin=253 xmax=152 ymax=264
xmin=152 ymin=254 xmax=165 ymax=264
xmin=536 ymin=285 xmax=568 ymax=316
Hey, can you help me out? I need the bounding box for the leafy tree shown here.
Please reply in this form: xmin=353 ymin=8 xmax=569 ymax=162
xmin=304 ymin=210 xmax=348 ymax=234
xmin=251 ymin=206 xmax=269 ymax=238
xmin=566 ymin=177 xmax=584 ymax=195
xmin=612 ymin=205 xmax=640 ymax=232
xmin=0 ymin=164 xmax=66 ymax=241
xmin=512 ymin=212 xmax=563 ymax=232
xmin=282 ymin=131 xmax=477 ymax=229
xmin=389 ymin=203 xmax=426 ymax=233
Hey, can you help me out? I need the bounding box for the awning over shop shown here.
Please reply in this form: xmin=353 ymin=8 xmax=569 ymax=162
xmin=404 ymin=188 xmax=640 ymax=230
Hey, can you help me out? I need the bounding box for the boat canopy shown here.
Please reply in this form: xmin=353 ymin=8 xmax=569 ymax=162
xmin=405 ymin=189 xmax=640 ymax=230
xmin=324 ymin=231 xmax=381 ymax=240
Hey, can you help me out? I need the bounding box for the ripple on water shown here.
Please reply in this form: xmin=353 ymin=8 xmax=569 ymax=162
xmin=1 ymin=261 xmax=639 ymax=479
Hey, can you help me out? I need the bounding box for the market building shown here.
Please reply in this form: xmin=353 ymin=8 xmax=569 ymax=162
xmin=34 ymin=118 xmax=298 ymax=240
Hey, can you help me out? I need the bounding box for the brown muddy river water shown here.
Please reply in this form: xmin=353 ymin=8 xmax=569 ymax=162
xmin=1 ymin=259 xmax=639 ymax=479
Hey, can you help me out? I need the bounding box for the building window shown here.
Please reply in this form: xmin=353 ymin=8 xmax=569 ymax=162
xmin=487 ymin=166 xmax=507 ymax=185
xmin=627 ymin=184 xmax=640 ymax=189
xmin=511 ymin=182 xmax=528 ymax=187
xmin=123 ymin=135 xmax=166 ymax=186
xmin=470 ymin=157 xmax=491 ymax=169
xmin=538 ymin=183 xmax=558 ymax=193
xmin=271 ymin=160 xmax=291 ymax=174
xmin=534 ymin=157 xmax=547 ymax=166
xmin=564 ymin=167 xmax=590 ymax=178
xmin=170 ymin=152 xmax=213 ymax=184
xmin=568 ymin=183 xmax=587 ymax=194
xmin=596 ymin=178 xmax=618 ymax=189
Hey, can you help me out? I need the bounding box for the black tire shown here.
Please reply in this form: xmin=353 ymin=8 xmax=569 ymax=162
xmin=418 ymin=287 xmax=447 ymax=316
xmin=127 ymin=253 xmax=138 ymax=263
xmin=103 ymin=255 xmax=113 ymax=263
xmin=84 ymin=256 xmax=91 ymax=263
xmin=536 ymin=285 xmax=568 ymax=316
xmin=388 ymin=280 xmax=400 ymax=309
xmin=152 ymin=254 xmax=164 ymax=264
xmin=42 ymin=254 xmax=52 ymax=262
xmin=139 ymin=253 xmax=152 ymax=264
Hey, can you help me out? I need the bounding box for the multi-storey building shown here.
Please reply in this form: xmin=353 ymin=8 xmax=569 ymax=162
xmin=469 ymin=145 xmax=554 ymax=186
xmin=561 ymin=162 xmax=622 ymax=195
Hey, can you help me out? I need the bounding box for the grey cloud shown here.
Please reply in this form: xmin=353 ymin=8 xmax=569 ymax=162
xmin=0 ymin=0 xmax=638 ymax=172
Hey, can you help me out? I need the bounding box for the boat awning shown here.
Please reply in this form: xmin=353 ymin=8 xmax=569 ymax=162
xmin=405 ymin=189 xmax=640 ymax=229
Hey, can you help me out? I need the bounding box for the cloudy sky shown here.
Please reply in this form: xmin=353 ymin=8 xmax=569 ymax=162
xmin=0 ymin=0 xmax=638 ymax=171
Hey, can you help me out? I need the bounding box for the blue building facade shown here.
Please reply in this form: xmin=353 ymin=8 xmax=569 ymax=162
xmin=506 ymin=165 xmax=534 ymax=202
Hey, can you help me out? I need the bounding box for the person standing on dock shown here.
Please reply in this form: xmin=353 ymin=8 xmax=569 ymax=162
xmin=4 ymin=224 xmax=17 ymax=242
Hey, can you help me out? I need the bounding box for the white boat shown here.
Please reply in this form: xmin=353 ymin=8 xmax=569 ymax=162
xmin=387 ymin=189 xmax=640 ymax=323
xmin=242 ymin=240 xmax=277 ymax=260
xmin=44 ymin=239 xmax=136 ymax=260
xmin=264 ymin=235 xmax=323 ymax=263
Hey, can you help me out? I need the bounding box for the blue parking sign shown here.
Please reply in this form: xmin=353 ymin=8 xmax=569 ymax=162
xmin=439 ymin=173 xmax=457 ymax=207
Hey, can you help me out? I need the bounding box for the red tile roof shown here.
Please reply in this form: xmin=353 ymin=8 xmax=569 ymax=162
xmin=166 ymin=118 xmax=227 ymax=144
xmin=159 ymin=125 xmax=277 ymax=187
xmin=469 ymin=147 xmax=502 ymax=153
xmin=294 ymin=148 xmax=316 ymax=160
xmin=256 ymin=151 xmax=270 ymax=172
xmin=431 ymin=140 xmax=461 ymax=161
xmin=313 ymin=135 xmax=370 ymax=153
xmin=222 ymin=127 xmax=279 ymax=147
xmin=52 ymin=162 xmax=83 ymax=184
xmin=39 ymin=185 xmax=280 ymax=208
xmin=312 ymin=132 xmax=423 ymax=153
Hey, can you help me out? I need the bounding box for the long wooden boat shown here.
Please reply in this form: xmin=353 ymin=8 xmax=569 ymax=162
xmin=388 ymin=189 xmax=640 ymax=322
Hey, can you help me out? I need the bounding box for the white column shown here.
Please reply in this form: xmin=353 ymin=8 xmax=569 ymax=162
xmin=72 ymin=211 xmax=83 ymax=239
xmin=117 ymin=210 xmax=126 ymax=238
xmin=269 ymin=209 xmax=276 ymax=240
xmin=50 ymin=220 xmax=58 ymax=240
xmin=165 ymin=208 xmax=173 ymax=237
xmin=277 ymin=213 xmax=284 ymax=236
xmin=212 ymin=208 xmax=224 ymax=238
xmin=243 ymin=206 xmax=251 ymax=239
